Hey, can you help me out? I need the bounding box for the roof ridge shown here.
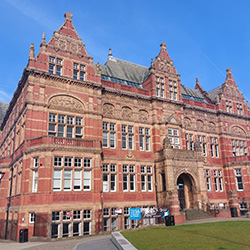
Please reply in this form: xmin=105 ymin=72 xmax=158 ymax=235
xmin=112 ymin=57 xmax=148 ymax=69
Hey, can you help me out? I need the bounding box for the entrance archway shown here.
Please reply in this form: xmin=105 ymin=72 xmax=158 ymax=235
xmin=177 ymin=173 xmax=194 ymax=210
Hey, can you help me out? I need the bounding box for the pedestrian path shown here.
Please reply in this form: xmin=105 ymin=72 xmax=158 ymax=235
xmin=0 ymin=217 xmax=249 ymax=250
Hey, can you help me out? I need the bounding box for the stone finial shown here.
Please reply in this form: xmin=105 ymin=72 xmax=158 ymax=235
xmin=29 ymin=43 xmax=35 ymax=60
xmin=108 ymin=48 xmax=113 ymax=58
xmin=163 ymin=136 xmax=171 ymax=149
xmin=64 ymin=12 xmax=73 ymax=21
xmin=160 ymin=42 xmax=167 ymax=50
xmin=96 ymin=62 xmax=101 ymax=75
xmin=216 ymin=95 xmax=220 ymax=104
xmin=226 ymin=68 xmax=232 ymax=73
xmin=151 ymin=58 xmax=155 ymax=68
xmin=196 ymin=77 xmax=199 ymax=84
xmin=40 ymin=32 xmax=46 ymax=46
xmin=194 ymin=140 xmax=201 ymax=152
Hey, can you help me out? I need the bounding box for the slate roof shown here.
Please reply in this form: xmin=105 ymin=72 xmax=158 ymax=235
xmin=207 ymin=86 xmax=221 ymax=104
xmin=100 ymin=57 xmax=150 ymax=87
xmin=181 ymin=85 xmax=207 ymax=103
xmin=0 ymin=102 xmax=8 ymax=121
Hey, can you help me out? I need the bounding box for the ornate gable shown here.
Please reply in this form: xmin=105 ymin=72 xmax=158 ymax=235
xmin=153 ymin=42 xmax=177 ymax=75
xmin=46 ymin=12 xmax=90 ymax=58
xmin=221 ymin=68 xmax=244 ymax=101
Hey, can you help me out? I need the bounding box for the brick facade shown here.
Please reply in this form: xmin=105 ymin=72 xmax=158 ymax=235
xmin=0 ymin=12 xmax=250 ymax=241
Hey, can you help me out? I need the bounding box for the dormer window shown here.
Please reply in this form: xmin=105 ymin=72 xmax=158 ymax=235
xmin=156 ymin=77 xmax=164 ymax=97
xmin=73 ymin=63 xmax=85 ymax=81
xmin=49 ymin=56 xmax=55 ymax=63
xmin=49 ymin=57 xmax=62 ymax=76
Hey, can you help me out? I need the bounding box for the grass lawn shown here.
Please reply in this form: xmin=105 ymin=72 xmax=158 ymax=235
xmin=121 ymin=221 xmax=250 ymax=250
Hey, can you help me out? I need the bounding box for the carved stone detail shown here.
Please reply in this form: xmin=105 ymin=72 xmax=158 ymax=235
xmin=194 ymin=141 xmax=201 ymax=152
xmin=103 ymin=103 xmax=115 ymax=117
xmin=49 ymin=95 xmax=84 ymax=112
xmin=121 ymin=107 xmax=133 ymax=120
xmin=230 ymin=126 xmax=246 ymax=136
xmin=138 ymin=110 xmax=149 ymax=122
xmin=184 ymin=117 xmax=191 ymax=128
xmin=196 ymin=119 xmax=204 ymax=130
xmin=126 ymin=151 xmax=134 ymax=159
xmin=208 ymin=121 xmax=215 ymax=132
xmin=163 ymin=136 xmax=172 ymax=149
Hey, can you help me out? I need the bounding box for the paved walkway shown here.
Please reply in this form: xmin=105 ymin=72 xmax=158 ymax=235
xmin=0 ymin=217 xmax=249 ymax=250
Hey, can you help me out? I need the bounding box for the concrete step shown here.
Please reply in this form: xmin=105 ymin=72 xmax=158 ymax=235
xmin=186 ymin=209 xmax=213 ymax=220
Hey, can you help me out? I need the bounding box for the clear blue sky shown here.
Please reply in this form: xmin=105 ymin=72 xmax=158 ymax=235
xmin=1 ymin=0 xmax=250 ymax=103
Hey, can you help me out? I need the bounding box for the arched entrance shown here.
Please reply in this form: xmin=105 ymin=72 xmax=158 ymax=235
xmin=177 ymin=173 xmax=194 ymax=210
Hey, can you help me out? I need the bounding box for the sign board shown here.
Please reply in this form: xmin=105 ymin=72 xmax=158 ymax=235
xmin=66 ymin=211 xmax=72 ymax=218
xmin=141 ymin=207 xmax=169 ymax=218
xmin=115 ymin=208 xmax=122 ymax=215
xmin=129 ymin=208 xmax=141 ymax=220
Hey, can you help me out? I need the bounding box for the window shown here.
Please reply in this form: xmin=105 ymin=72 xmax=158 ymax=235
xmin=225 ymin=100 xmax=232 ymax=113
xmin=83 ymin=209 xmax=91 ymax=235
xmin=205 ymin=169 xmax=211 ymax=191
xmin=197 ymin=135 xmax=207 ymax=156
xmin=124 ymin=207 xmax=130 ymax=229
xmin=29 ymin=213 xmax=35 ymax=223
xmin=73 ymin=222 xmax=81 ymax=236
xmin=53 ymin=169 xmax=62 ymax=191
xmin=214 ymin=177 xmax=218 ymax=192
xmin=210 ymin=137 xmax=219 ymax=157
xmin=235 ymin=169 xmax=243 ymax=191
xmin=103 ymin=208 xmax=110 ymax=231
xmin=84 ymin=170 xmax=91 ymax=190
xmin=169 ymin=80 xmax=178 ymax=101
xmin=34 ymin=157 xmax=39 ymax=167
xmin=84 ymin=209 xmax=91 ymax=220
xmin=139 ymin=127 xmax=150 ymax=151
xmin=74 ymin=170 xmax=82 ymax=190
xmin=102 ymin=122 xmax=116 ymax=148
xmin=236 ymin=103 xmax=243 ymax=115
xmin=168 ymin=128 xmax=180 ymax=149
xmin=103 ymin=208 xmax=117 ymax=231
xmin=73 ymin=210 xmax=81 ymax=220
xmin=51 ymin=212 xmax=60 ymax=238
xmin=111 ymin=208 xmax=118 ymax=231
xmin=84 ymin=158 xmax=91 ymax=168
xmin=75 ymin=158 xmax=82 ymax=167
xmin=103 ymin=164 xmax=116 ymax=192
xmin=231 ymin=139 xmax=247 ymax=156
xmin=123 ymin=165 xmax=135 ymax=192
xmin=185 ymin=133 xmax=194 ymax=150
xmin=48 ymin=114 xmax=83 ymax=139
xmin=49 ymin=57 xmax=62 ymax=76
xmin=53 ymin=157 xmax=91 ymax=192
xmin=62 ymin=223 xmax=70 ymax=237
xmin=32 ymin=170 xmax=38 ymax=192
xmin=72 ymin=63 xmax=85 ymax=81
xmin=121 ymin=125 xmax=134 ymax=150
xmin=64 ymin=170 xmax=72 ymax=191
xmin=51 ymin=224 xmax=60 ymax=238
xmin=155 ymin=77 xmax=165 ymax=97
xmin=63 ymin=211 xmax=72 ymax=221
xmin=52 ymin=211 xmax=60 ymax=222
xmin=140 ymin=166 xmax=153 ymax=192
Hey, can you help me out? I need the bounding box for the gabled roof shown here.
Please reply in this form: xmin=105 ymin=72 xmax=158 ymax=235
xmin=100 ymin=56 xmax=150 ymax=86
xmin=207 ymin=86 xmax=221 ymax=104
xmin=0 ymin=102 xmax=8 ymax=121
xmin=181 ymin=85 xmax=208 ymax=103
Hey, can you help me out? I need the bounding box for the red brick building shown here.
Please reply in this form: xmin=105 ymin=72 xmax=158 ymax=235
xmin=0 ymin=12 xmax=250 ymax=241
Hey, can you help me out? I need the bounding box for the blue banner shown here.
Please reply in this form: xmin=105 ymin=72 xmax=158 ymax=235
xmin=129 ymin=208 xmax=141 ymax=220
